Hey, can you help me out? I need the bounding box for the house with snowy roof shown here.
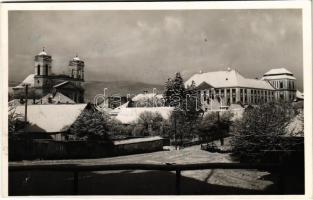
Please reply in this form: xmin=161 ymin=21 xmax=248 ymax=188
xmin=127 ymin=92 xmax=165 ymax=108
xmin=185 ymin=67 xmax=297 ymax=111
xmin=11 ymin=104 xmax=90 ymax=140
xmin=12 ymin=48 xmax=85 ymax=103
xmin=114 ymin=107 xmax=174 ymax=124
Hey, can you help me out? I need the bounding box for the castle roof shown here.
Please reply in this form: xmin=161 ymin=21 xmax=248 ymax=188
xmin=262 ymin=68 xmax=295 ymax=80
xmin=185 ymin=69 xmax=274 ymax=90
xmin=261 ymin=75 xmax=296 ymax=80
xmin=263 ymin=68 xmax=293 ymax=76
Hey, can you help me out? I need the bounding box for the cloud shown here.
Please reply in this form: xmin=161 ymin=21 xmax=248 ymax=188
xmin=8 ymin=9 xmax=303 ymax=90
xmin=136 ymin=20 xmax=160 ymax=35
xmin=164 ymin=16 xmax=184 ymax=33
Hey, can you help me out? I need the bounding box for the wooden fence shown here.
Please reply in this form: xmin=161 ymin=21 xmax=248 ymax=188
xmin=9 ymin=162 xmax=291 ymax=195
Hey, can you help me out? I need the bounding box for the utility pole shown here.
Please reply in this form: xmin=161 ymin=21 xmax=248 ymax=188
xmin=174 ymin=111 xmax=177 ymax=150
xmin=23 ymin=84 xmax=30 ymax=128
xmin=152 ymin=88 xmax=157 ymax=107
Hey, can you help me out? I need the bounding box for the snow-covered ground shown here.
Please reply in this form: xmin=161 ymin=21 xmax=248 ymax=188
xmin=11 ymin=145 xmax=275 ymax=193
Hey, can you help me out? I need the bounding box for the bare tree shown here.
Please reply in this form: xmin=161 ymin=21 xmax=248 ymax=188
xmin=231 ymin=102 xmax=298 ymax=162
xmin=8 ymin=104 xmax=24 ymax=136
xmin=138 ymin=111 xmax=164 ymax=136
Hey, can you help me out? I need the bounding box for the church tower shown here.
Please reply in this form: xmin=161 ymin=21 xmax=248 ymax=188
xmin=68 ymin=55 xmax=84 ymax=80
xmin=34 ymin=48 xmax=52 ymax=76
xmin=33 ymin=48 xmax=53 ymax=94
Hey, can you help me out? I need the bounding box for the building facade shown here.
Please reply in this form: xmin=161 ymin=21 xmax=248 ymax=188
xmin=13 ymin=49 xmax=85 ymax=103
xmin=261 ymin=68 xmax=297 ymax=102
xmin=185 ymin=68 xmax=297 ymax=111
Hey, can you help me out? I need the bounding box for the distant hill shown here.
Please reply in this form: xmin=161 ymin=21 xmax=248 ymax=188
xmin=83 ymin=81 xmax=164 ymax=102
xmin=9 ymin=81 xmax=20 ymax=87
xmin=8 ymin=80 xmax=164 ymax=102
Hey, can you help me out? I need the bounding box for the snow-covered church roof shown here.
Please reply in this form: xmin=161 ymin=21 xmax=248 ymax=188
xmin=38 ymin=51 xmax=48 ymax=56
xmin=13 ymin=74 xmax=35 ymax=89
xmin=73 ymin=56 xmax=80 ymax=61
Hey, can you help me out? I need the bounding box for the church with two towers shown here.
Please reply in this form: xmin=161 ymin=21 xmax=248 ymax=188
xmin=13 ymin=48 xmax=85 ymax=103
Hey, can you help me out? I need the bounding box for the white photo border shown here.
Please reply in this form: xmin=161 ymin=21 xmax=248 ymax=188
xmin=1 ymin=1 xmax=312 ymax=199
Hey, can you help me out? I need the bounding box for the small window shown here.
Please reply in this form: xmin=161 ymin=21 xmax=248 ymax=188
xmin=37 ymin=65 xmax=40 ymax=75
xmin=280 ymin=81 xmax=284 ymax=89
xmin=45 ymin=65 xmax=49 ymax=76
xmin=232 ymin=89 xmax=236 ymax=96
xmin=232 ymin=96 xmax=236 ymax=103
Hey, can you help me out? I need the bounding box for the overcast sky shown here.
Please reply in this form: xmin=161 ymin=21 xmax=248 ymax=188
xmin=9 ymin=9 xmax=303 ymax=89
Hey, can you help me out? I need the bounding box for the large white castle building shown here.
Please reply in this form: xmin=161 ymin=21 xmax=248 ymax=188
xmin=185 ymin=68 xmax=298 ymax=110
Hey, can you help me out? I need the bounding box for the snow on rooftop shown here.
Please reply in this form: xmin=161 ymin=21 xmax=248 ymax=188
xmin=261 ymin=75 xmax=296 ymax=80
xmin=185 ymin=69 xmax=274 ymax=90
xmin=53 ymin=81 xmax=69 ymax=88
xmin=296 ymin=90 xmax=304 ymax=99
xmin=38 ymin=51 xmax=48 ymax=56
xmin=132 ymin=93 xmax=163 ymax=101
xmin=113 ymin=136 xmax=163 ymax=145
xmin=40 ymin=92 xmax=76 ymax=104
xmin=73 ymin=56 xmax=80 ymax=61
xmin=9 ymin=99 xmax=39 ymax=106
xmin=114 ymin=107 xmax=174 ymax=124
xmin=13 ymin=104 xmax=87 ymax=133
xmin=264 ymin=68 xmax=293 ymax=76
xmin=14 ymin=74 xmax=35 ymax=88
xmin=119 ymin=102 xmax=130 ymax=108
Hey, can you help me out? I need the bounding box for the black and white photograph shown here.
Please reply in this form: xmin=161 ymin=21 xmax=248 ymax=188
xmin=1 ymin=1 xmax=312 ymax=198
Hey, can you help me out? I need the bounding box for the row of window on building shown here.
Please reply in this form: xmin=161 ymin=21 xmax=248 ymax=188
xmin=270 ymin=80 xmax=295 ymax=90
xmin=199 ymin=88 xmax=275 ymax=105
